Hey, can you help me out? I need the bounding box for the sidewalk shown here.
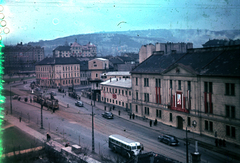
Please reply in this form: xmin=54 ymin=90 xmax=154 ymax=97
xmin=80 ymin=96 xmax=240 ymax=161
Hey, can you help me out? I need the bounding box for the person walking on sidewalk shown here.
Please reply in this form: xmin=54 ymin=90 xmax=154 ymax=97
xmin=132 ymin=113 xmax=135 ymax=119
xmin=150 ymin=120 xmax=152 ymax=127
xmin=129 ymin=113 xmax=132 ymax=119
xmin=19 ymin=116 xmax=22 ymax=122
xmin=47 ymin=133 xmax=51 ymax=142
xmin=118 ymin=110 xmax=121 ymax=116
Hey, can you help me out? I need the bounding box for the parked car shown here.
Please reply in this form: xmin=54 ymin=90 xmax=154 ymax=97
xmin=102 ymin=112 xmax=114 ymax=119
xmin=158 ymin=134 xmax=179 ymax=146
xmin=12 ymin=95 xmax=19 ymax=99
xmin=75 ymin=101 xmax=84 ymax=107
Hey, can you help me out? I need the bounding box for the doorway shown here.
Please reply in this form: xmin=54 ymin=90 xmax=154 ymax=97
xmin=177 ymin=116 xmax=183 ymax=129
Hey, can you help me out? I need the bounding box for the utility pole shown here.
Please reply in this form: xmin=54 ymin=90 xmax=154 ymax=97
xmin=186 ymin=127 xmax=189 ymax=163
xmin=91 ymin=99 xmax=95 ymax=153
xmin=10 ymin=86 xmax=12 ymax=114
xmin=40 ymin=99 xmax=43 ymax=129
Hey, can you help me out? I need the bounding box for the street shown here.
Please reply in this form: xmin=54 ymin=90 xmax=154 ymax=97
xmin=4 ymin=80 xmax=239 ymax=163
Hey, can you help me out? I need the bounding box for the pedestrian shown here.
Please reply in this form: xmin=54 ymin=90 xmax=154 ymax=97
xmin=219 ymin=139 xmax=222 ymax=147
xmin=118 ymin=110 xmax=121 ymax=116
xmin=19 ymin=117 xmax=22 ymax=122
xmin=132 ymin=113 xmax=135 ymax=119
xmin=223 ymin=139 xmax=226 ymax=147
xmin=113 ymin=105 xmax=115 ymax=110
xmin=150 ymin=120 xmax=152 ymax=127
xmin=30 ymin=98 xmax=32 ymax=103
xmin=215 ymin=138 xmax=218 ymax=147
xmin=130 ymin=113 xmax=132 ymax=119
xmin=47 ymin=133 xmax=51 ymax=141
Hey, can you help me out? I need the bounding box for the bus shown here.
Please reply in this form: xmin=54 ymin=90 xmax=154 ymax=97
xmin=108 ymin=134 xmax=143 ymax=158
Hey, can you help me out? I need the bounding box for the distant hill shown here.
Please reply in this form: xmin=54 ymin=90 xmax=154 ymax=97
xmin=27 ymin=29 xmax=240 ymax=57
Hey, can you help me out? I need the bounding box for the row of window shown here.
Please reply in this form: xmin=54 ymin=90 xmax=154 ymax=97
xmin=36 ymin=73 xmax=79 ymax=78
xmin=103 ymin=87 xmax=131 ymax=96
xmin=102 ymin=97 xmax=128 ymax=108
xmin=136 ymin=78 xmax=235 ymax=96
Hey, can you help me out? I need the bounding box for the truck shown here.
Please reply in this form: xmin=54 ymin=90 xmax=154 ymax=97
xmin=33 ymin=94 xmax=59 ymax=110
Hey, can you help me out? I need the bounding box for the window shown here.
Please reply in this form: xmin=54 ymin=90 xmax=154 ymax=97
xmin=125 ymin=91 xmax=127 ymax=95
xmin=136 ymin=77 xmax=138 ymax=86
xmin=205 ymin=82 xmax=213 ymax=93
xmin=155 ymin=79 xmax=161 ymax=87
xmin=178 ymin=80 xmax=181 ymax=90
xmin=188 ymin=81 xmax=191 ymax=90
xmin=226 ymin=125 xmax=236 ymax=138
xmin=169 ymin=113 xmax=172 ymax=122
xmin=122 ymin=102 xmax=124 ymax=106
xmin=115 ymin=89 xmax=117 ymax=93
xmin=116 ymin=100 xmax=117 ymax=104
xmin=144 ymin=93 xmax=149 ymax=102
xmin=225 ymin=83 xmax=235 ymax=95
xmin=113 ymin=99 xmax=114 ymax=103
xmin=144 ymin=107 xmax=149 ymax=115
xmin=136 ymin=91 xmax=138 ymax=100
xmin=187 ymin=117 xmax=191 ymax=126
xmin=170 ymin=80 xmax=172 ymax=89
xmin=118 ymin=89 xmax=120 ymax=94
xmin=110 ymin=99 xmax=111 ymax=102
xmin=226 ymin=105 xmax=235 ymax=118
xmin=135 ymin=105 xmax=138 ymax=113
xmin=119 ymin=101 xmax=121 ymax=105
xmin=156 ymin=110 xmax=161 ymax=118
xmin=107 ymin=88 xmax=108 ymax=92
xmin=122 ymin=90 xmax=124 ymax=95
xmin=144 ymin=78 xmax=149 ymax=87
xmin=129 ymin=91 xmax=131 ymax=96
xmin=205 ymin=120 xmax=213 ymax=132
xmin=96 ymin=73 xmax=98 ymax=77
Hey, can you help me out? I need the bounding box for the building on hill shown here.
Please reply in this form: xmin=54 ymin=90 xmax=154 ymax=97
xmin=131 ymin=45 xmax=240 ymax=145
xmin=53 ymin=39 xmax=97 ymax=58
xmin=139 ymin=42 xmax=193 ymax=63
xmin=3 ymin=42 xmax=44 ymax=74
xmin=35 ymin=57 xmax=81 ymax=88
xmin=202 ymin=39 xmax=240 ymax=48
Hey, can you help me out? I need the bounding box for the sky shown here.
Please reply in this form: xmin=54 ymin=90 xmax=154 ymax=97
xmin=0 ymin=0 xmax=240 ymax=44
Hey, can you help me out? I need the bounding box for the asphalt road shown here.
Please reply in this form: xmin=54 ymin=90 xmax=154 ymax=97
xmin=5 ymin=81 xmax=239 ymax=163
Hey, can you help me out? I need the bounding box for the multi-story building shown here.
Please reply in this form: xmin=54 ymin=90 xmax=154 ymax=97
xmin=88 ymin=58 xmax=109 ymax=100
xmin=131 ymin=45 xmax=240 ymax=145
xmin=35 ymin=57 xmax=81 ymax=87
xmin=53 ymin=39 xmax=97 ymax=58
xmin=100 ymin=78 xmax=132 ymax=111
xmin=3 ymin=42 xmax=44 ymax=74
xmin=139 ymin=42 xmax=193 ymax=63
xmin=79 ymin=60 xmax=91 ymax=85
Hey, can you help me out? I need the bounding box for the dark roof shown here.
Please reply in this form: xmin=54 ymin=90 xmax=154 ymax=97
xmin=53 ymin=46 xmax=71 ymax=51
xmin=131 ymin=45 xmax=240 ymax=77
xmin=118 ymin=56 xmax=134 ymax=62
xmin=131 ymin=53 xmax=185 ymax=74
xmin=109 ymin=57 xmax=124 ymax=64
xmin=79 ymin=61 xmax=88 ymax=71
xmin=36 ymin=57 xmax=80 ymax=65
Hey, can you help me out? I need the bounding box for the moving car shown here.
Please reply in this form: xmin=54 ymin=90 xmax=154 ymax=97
xmin=75 ymin=101 xmax=84 ymax=107
xmin=102 ymin=112 xmax=114 ymax=119
xmin=158 ymin=134 xmax=179 ymax=146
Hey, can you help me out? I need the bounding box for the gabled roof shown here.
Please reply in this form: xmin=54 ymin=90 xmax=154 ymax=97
xmin=131 ymin=45 xmax=240 ymax=77
xmin=53 ymin=46 xmax=71 ymax=51
xmin=36 ymin=57 xmax=80 ymax=65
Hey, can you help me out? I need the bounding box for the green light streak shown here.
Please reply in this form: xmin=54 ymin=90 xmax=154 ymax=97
xmin=0 ymin=35 xmax=5 ymax=162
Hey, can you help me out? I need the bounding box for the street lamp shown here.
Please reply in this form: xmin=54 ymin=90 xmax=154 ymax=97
xmin=10 ymin=86 xmax=12 ymax=114
xmin=91 ymin=92 xmax=95 ymax=153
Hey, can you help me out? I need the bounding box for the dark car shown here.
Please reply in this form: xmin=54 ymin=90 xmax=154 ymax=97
xmin=158 ymin=134 xmax=179 ymax=146
xmin=75 ymin=101 xmax=84 ymax=107
xmin=102 ymin=112 xmax=114 ymax=119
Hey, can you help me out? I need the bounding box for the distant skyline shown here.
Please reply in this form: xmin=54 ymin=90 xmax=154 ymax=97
xmin=1 ymin=0 xmax=240 ymax=45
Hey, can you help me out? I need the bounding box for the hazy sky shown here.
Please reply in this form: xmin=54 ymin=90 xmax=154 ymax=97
xmin=1 ymin=0 xmax=240 ymax=44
